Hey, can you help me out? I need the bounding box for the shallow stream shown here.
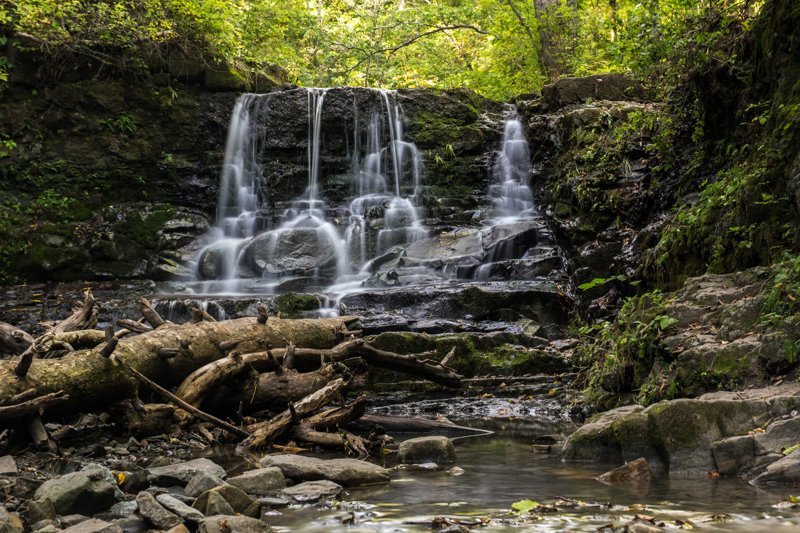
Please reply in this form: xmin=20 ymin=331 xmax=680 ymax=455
xmin=252 ymin=421 xmax=800 ymax=531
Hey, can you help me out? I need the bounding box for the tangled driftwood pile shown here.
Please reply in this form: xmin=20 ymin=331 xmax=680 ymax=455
xmin=0 ymin=290 xmax=462 ymax=456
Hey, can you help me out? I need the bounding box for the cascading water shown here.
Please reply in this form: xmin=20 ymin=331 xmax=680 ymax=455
xmin=489 ymin=107 xmax=534 ymax=220
xmin=191 ymin=88 xmax=427 ymax=297
xmin=194 ymin=94 xmax=268 ymax=293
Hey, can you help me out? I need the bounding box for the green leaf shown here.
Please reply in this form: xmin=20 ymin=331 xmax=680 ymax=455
xmin=657 ymin=316 xmax=678 ymax=330
xmin=511 ymin=499 xmax=540 ymax=514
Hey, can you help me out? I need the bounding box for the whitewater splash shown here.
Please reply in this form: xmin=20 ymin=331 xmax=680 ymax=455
xmin=191 ymin=88 xmax=427 ymax=296
xmin=489 ymin=107 xmax=534 ymax=220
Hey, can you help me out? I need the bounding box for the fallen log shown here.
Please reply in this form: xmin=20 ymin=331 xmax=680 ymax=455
xmin=0 ymin=391 xmax=69 ymax=420
xmin=198 ymin=358 xmax=364 ymax=414
xmin=191 ymin=339 xmax=463 ymax=389
xmin=0 ymin=322 xmax=34 ymax=356
xmin=52 ymin=329 xmax=106 ymax=349
xmin=348 ymin=414 xmax=493 ymax=436
xmin=0 ymin=316 xmax=356 ymax=417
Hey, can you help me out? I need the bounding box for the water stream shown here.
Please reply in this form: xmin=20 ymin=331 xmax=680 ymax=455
xmin=217 ymin=429 xmax=797 ymax=532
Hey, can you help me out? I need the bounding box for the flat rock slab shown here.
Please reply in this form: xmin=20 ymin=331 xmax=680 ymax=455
xmin=148 ymin=458 xmax=226 ymax=487
xmin=0 ymin=456 xmax=18 ymax=476
xmin=156 ymin=494 xmax=204 ymax=522
xmin=61 ymin=518 xmax=122 ymax=533
xmin=185 ymin=473 xmax=226 ymax=498
xmin=753 ymin=449 xmax=800 ymax=485
xmin=227 ymin=468 xmax=286 ymax=495
xmin=260 ymin=455 xmax=389 ymax=487
xmin=280 ymin=480 xmax=343 ymax=503
xmin=198 ymin=515 xmax=271 ymax=533
xmin=398 ymin=436 xmax=457 ymax=464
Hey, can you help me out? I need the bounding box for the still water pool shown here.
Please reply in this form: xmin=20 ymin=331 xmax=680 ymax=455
xmin=262 ymin=435 xmax=800 ymax=532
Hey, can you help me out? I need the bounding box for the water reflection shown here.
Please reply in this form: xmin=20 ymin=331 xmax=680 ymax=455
xmin=264 ymin=437 xmax=798 ymax=532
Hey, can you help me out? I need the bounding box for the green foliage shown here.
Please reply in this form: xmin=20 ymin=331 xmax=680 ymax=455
xmin=574 ymin=290 xmax=678 ymax=405
xmin=97 ymin=113 xmax=138 ymax=134
xmin=4 ymin=0 xmax=763 ymax=99
xmin=647 ymin=145 xmax=796 ymax=283
xmin=540 ymin=0 xmax=762 ymax=92
xmin=762 ymin=253 xmax=800 ymax=319
xmin=578 ymin=274 xmax=640 ymax=291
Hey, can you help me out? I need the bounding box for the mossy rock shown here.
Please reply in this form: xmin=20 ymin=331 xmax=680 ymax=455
xmin=366 ymin=331 xmax=566 ymax=378
xmin=204 ymin=62 xmax=248 ymax=91
xmin=275 ymin=293 xmax=321 ymax=319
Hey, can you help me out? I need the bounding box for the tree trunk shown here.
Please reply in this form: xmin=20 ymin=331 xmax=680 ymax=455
xmin=0 ymin=317 xmax=355 ymax=417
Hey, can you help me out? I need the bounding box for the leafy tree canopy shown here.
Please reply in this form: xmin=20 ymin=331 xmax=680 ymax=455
xmin=2 ymin=0 xmax=764 ymax=99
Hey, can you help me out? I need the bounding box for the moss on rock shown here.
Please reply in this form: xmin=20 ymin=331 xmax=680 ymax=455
xmin=275 ymin=293 xmax=320 ymax=319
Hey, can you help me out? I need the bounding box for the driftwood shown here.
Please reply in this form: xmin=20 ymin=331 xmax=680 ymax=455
xmin=289 ymin=395 xmax=373 ymax=457
xmin=0 ymin=316 xmax=357 ymax=416
xmin=116 ymin=319 xmax=153 ymax=335
xmin=242 ymin=378 xmax=348 ymax=449
xmin=113 ymin=356 xmax=250 ymax=439
xmin=51 ymin=330 xmax=105 ymax=350
xmin=190 ymin=306 xmax=216 ymax=323
xmin=138 ymin=298 xmax=167 ymax=329
xmin=49 ymin=290 xmax=98 ymax=335
xmin=0 ymin=322 xmax=34 ymax=355
xmin=188 ymin=339 xmax=462 ymax=390
xmin=0 ymin=391 xmax=69 ymax=420
xmin=0 ymin=289 xmax=471 ymax=453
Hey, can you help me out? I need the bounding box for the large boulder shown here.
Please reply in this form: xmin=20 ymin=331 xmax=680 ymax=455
xmin=30 ymin=466 xmax=119 ymax=522
xmin=398 ymin=436 xmax=457 ymax=464
xmin=541 ymin=74 xmax=649 ymax=110
xmin=563 ymin=384 xmax=800 ymax=479
xmin=242 ymin=227 xmax=338 ymax=277
xmin=259 ymin=455 xmax=389 ymax=487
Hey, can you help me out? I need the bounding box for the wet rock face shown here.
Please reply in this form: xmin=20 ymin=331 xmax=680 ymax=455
xmin=0 ymin=74 xmax=234 ymax=283
xmin=562 ymin=383 xmax=800 ymax=481
xmin=242 ymin=228 xmax=338 ymax=278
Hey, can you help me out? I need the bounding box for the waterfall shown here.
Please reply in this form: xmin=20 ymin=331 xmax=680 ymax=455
xmin=194 ymin=93 xmax=268 ymax=293
xmin=191 ymin=88 xmax=427 ymax=297
xmin=489 ymin=108 xmax=534 ymax=220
